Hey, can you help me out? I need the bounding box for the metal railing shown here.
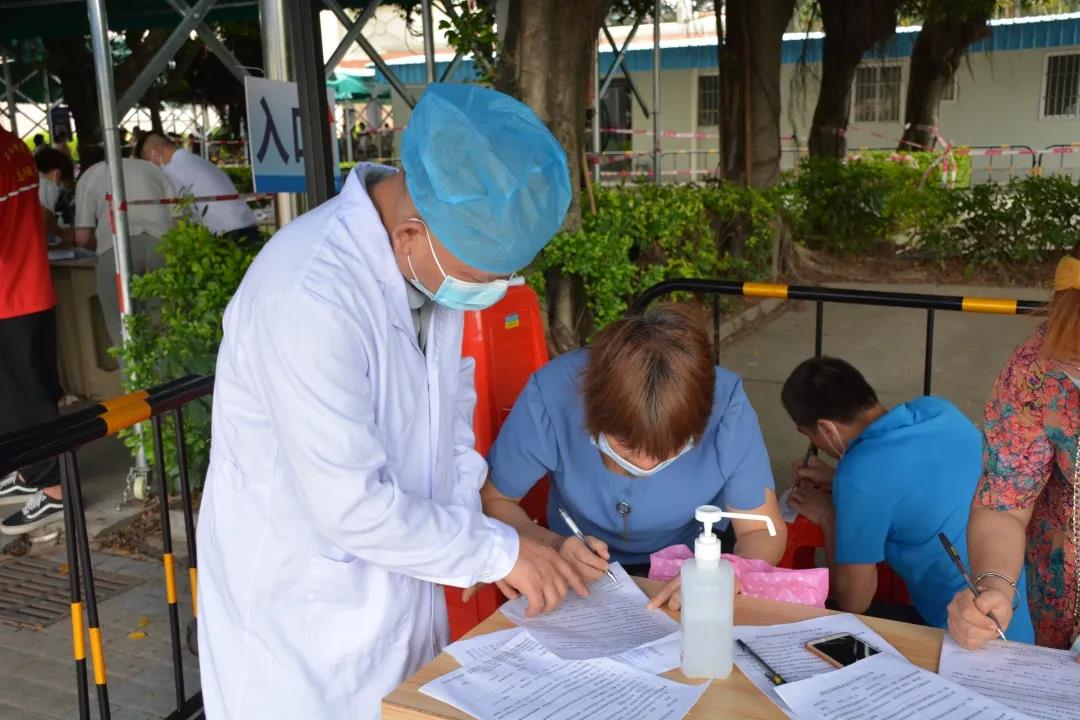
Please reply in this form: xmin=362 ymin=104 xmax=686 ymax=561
xmin=0 ymin=374 xmax=214 ymax=720
xmin=630 ymin=279 xmax=1044 ymax=396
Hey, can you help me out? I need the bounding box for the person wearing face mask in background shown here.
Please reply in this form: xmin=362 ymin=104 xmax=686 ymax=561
xmin=135 ymin=131 xmax=260 ymax=245
xmin=948 ymin=242 xmax=1080 ymax=652
xmin=781 ymin=356 xmax=1035 ymax=640
xmin=481 ymin=303 xmax=786 ymax=611
xmin=196 ymin=83 xmax=591 ymax=720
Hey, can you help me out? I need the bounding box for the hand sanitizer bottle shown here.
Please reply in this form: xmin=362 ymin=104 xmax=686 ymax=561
xmin=680 ymin=505 xmax=777 ymax=679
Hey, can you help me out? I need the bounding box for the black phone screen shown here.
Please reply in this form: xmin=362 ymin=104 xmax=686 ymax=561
xmin=811 ymin=634 xmax=880 ymax=667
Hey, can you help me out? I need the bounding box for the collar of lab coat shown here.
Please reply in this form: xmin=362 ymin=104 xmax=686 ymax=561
xmin=342 ymin=163 xmax=420 ymax=341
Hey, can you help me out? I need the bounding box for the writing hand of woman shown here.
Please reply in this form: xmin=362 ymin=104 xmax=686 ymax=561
xmin=946 ymin=587 xmax=1014 ymax=649
xmin=558 ymin=535 xmax=611 ymax=583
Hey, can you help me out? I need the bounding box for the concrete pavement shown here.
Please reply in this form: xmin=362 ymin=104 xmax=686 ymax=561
xmin=718 ymin=282 xmax=1050 ymax=494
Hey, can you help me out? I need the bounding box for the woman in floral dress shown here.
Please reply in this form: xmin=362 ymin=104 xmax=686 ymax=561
xmin=948 ymin=244 xmax=1080 ymax=650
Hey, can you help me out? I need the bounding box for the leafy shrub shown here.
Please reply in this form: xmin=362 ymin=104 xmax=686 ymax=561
xmin=915 ymin=174 xmax=1080 ymax=266
xmin=115 ymin=216 xmax=264 ymax=490
xmin=533 ymin=183 xmax=774 ymax=331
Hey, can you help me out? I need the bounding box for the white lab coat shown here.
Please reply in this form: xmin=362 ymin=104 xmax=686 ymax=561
xmin=196 ymin=165 xmax=519 ymax=719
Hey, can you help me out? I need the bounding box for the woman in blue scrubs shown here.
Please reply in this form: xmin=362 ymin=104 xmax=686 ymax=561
xmin=481 ymin=303 xmax=786 ymax=608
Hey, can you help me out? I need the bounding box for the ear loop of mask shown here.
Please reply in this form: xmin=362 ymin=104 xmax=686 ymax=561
xmin=822 ymin=421 xmax=846 ymax=458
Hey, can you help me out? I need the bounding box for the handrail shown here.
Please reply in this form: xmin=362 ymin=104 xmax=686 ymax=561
xmin=2 ymin=374 xmax=214 ymax=720
xmin=630 ymin=279 xmax=1044 ymax=396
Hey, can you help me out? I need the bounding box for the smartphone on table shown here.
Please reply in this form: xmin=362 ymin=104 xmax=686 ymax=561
xmin=805 ymin=633 xmax=880 ymax=669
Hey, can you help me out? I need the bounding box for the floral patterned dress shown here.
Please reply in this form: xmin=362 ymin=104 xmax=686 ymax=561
xmin=975 ymin=325 xmax=1080 ymax=649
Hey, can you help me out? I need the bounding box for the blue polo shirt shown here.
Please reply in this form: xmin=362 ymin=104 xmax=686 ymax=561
xmin=834 ymin=396 xmax=1034 ymax=641
xmin=487 ymin=350 xmax=775 ymax=565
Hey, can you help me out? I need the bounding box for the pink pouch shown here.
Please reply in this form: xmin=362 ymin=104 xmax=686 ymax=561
xmin=648 ymin=544 xmax=829 ymax=608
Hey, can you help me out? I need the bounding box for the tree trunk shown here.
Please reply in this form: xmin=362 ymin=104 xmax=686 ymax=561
xmin=719 ymin=0 xmax=796 ymax=188
xmin=495 ymin=0 xmax=611 ymax=351
xmin=44 ymin=36 xmax=100 ymax=157
xmin=808 ymin=0 xmax=903 ymax=158
xmin=898 ymin=15 xmax=990 ymax=152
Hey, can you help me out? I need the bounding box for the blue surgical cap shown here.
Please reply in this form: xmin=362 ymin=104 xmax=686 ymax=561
xmin=401 ymin=83 xmax=572 ymax=275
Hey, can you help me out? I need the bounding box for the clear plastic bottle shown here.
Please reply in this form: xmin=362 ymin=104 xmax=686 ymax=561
xmin=680 ymin=505 xmax=776 ymax=680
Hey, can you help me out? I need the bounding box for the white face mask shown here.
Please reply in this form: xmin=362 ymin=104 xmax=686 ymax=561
xmin=591 ymin=433 xmax=695 ymax=477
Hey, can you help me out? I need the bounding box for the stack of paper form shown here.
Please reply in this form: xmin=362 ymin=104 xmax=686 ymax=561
xmin=939 ymin=634 xmax=1080 ymax=720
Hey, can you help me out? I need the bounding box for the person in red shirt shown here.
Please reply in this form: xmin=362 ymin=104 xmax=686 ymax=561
xmin=0 ymin=126 xmax=64 ymax=534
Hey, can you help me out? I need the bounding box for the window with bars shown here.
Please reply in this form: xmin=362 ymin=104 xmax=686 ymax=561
xmin=1043 ymin=53 xmax=1080 ymax=117
xmin=853 ymin=64 xmax=902 ymax=123
xmin=698 ymin=75 xmax=720 ymax=127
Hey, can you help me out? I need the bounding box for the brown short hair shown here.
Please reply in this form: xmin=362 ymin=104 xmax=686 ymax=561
xmin=581 ymin=302 xmax=714 ymax=458
xmin=1044 ymin=240 xmax=1080 ymax=362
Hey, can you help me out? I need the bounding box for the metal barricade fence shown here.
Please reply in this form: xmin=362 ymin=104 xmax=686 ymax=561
xmin=629 ymin=279 xmax=1044 ymax=396
xmin=0 ymin=375 xmax=214 ymax=720
xmin=1036 ymin=144 xmax=1080 ymax=180
xmin=951 ymin=145 xmax=1038 ymax=185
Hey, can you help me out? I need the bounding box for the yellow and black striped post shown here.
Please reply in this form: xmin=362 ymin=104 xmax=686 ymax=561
xmin=63 ymin=453 xmax=110 ymax=719
xmin=150 ymin=416 xmax=187 ymax=711
xmin=59 ymin=452 xmax=90 ymax=720
xmin=171 ymin=409 xmax=199 ymax=616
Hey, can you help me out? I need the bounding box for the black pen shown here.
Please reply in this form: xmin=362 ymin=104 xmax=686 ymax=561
xmin=736 ymin=639 xmax=786 ymax=686
xmin=801 ymin=444 xmax=817 ymax=469
xmin=938 ymin=532 xmax=1007 ymax=642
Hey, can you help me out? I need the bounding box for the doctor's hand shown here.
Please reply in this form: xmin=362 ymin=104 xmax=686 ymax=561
xmin=502 ymin=536 xmax=589 ymax=617
xmin=647 ymin=576 xmax=682 ymax=611
xmin=558 ymin=535 xmax=611 ymax=583
xmin=946 ymin=587 xmax=1013 ymax=650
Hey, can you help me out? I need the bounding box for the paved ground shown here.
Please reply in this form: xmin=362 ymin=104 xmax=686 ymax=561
xmin=0 ymin=279 xmax=1048 ymax=719
xmin=718 ymin=281 xmax=1050 ymax=494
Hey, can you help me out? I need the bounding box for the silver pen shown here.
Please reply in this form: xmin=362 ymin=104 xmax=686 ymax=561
xmin=557 ymin=506 xmax=618 ymax=584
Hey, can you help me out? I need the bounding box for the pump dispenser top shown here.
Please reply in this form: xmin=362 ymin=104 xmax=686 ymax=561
xmin=693 ymin=505 xmax=777 ymax=564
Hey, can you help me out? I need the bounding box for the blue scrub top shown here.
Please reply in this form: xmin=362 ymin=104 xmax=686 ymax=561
xmin=487 ymin=350 xmax=775 ymax=565
xmin=833 ymin=396 xmax=1034 ymax=641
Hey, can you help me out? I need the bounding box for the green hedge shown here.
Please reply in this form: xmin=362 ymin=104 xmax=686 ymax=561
xmin=534 ymin=183 xmax=775 ymax=330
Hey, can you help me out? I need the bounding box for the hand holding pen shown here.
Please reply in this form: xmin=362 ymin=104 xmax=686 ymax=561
xmin=939 ymin=533 xmax=1008 ymax=643
xmin=557 ymin=507 xmax=618 ymax=584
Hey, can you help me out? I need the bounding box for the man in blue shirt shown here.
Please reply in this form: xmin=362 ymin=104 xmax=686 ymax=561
xmin=782 ymin=356 xmax=1034 ymax=641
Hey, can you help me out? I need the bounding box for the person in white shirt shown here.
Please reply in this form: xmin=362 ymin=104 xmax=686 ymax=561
xmin=137 ymin=131 xmax=260 ymax=244
xmin=74 ymin=154 xmax=175 ymax=345
xmin=34 ymin=148 xmax=74 ymax=245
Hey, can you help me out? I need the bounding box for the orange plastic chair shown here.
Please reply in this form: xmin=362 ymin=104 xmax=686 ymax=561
xmin=779 ymin=515 xmax=911 ymax=605
xmin=446 ymin=283 xmax=551 ymax=640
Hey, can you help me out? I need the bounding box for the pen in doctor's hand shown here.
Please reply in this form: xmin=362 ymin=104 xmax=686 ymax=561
xmin=557 ymin=507 xmax=618 ymax=584
xmin=938 ymin=532 xmax=1007 ymax=642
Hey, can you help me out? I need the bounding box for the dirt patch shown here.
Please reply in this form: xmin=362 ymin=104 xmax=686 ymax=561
xmin=788 ymin=245 xmax=1055 ymax=289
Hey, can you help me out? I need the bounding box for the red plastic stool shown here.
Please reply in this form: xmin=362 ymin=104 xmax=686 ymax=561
xmin=779 ymin=515 xmax=911 ymax=605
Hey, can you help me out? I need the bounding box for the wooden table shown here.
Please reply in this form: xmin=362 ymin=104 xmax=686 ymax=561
xmin=382 ymin=579 xmax=944 ymax=720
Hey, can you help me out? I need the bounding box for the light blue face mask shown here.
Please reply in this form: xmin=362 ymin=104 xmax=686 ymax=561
xmin=591 ymin=433 xmax=695 ymax=477
xmin=405 ymin=218 xmax=510 ymax=311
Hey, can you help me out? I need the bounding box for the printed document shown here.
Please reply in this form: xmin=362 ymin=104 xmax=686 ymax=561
xmin=775 ymin=652 xmax=1029 ymax=720
xmin=939 ymin=634 xmax=1080 ymax=720
xmin=732 ymin=613 xmax=904 ymax=718
xmin=421 ymin=632 xmax=708 ymax=720
xmin=499 ymin=563 xmax=680 ymax=660
xmin=446 ymin=627 xmax=681 ymax=674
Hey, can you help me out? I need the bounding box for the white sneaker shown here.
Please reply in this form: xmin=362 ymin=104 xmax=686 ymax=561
xmin=0 ymin=490 xmax=64 ymax=535
xmin=0 ymin=472 xmax=38 ymax=507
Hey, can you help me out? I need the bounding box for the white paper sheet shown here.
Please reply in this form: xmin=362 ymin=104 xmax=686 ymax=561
xmin=421 ymin=632 xmax=709 ymax=720
xmin=732 ymin=613 xmax=905 ymax=718
xmin=499 ymin=563 xmax=680 ymax=660
xmin=939 ymin=634 xmax=1080 ymax=720
xmin=775 ymin=652 xmax=1029 ymax=720
xmin=445 ymin=627 xmax=682 ymax=674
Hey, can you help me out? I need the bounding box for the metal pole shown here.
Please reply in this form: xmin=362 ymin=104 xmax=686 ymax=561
xmin=923 ymin=309 xmax=935 ymax=396
xmin=289 ymin=0 xmax=335 ymax=206
xmin=422 ymin=0 xmax=436 ymax=85
xmin=344 ymin=106 xmax=353 ymax=163
xmin=200 ymin=102 xmax=210 ymax=159
xmin=592 ymin=40 xmax=601 ymax=184
xmin=86 ymin=0 xmax=134 ymax=346
xmin=2 ymin=51 xmax=17 ymax=135
xmin=42 ymin=64 xmax=52 ymax=139
xmin=652 ymin=1 xmax=661 ymax=186
xmin=259 ymin=0 xmax=298 ymax=225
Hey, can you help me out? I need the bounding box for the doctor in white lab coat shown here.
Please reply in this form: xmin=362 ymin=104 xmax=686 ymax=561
xmin=196 ymin=83 xmax=583 ymax=718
